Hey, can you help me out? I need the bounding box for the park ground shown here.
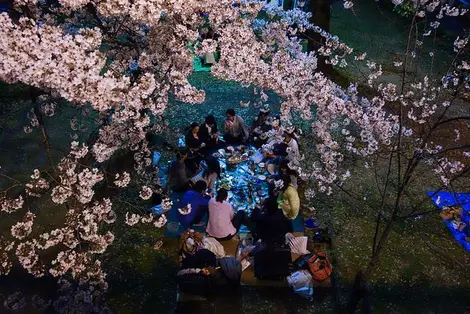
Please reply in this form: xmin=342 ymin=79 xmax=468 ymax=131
xmin=1 ymin=0 xmax=470 ymax=313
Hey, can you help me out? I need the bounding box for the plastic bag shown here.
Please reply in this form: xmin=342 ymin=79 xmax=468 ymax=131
xmin=285 ymin=233 xmax=310 ymax=255
xmin=251 ymin=151 xmax=264 ymax=164
xmin=288 ymin=236 xmax=310 ymax=255
xmin=152 ymin=151 xmax=161 ymax=166
xmin=287 ymin=270 xmax=314 ymax=301
xmin=201 ymin=237 xmax=226 ymax=258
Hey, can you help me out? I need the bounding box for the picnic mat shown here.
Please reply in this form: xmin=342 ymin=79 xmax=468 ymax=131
xmin=164 ymin=144 xmax=305 ymax=238
xmin=164 ymin=192 xmax=305 ymax=238
xmin=427 ymin=191 xmax=470 ymax=252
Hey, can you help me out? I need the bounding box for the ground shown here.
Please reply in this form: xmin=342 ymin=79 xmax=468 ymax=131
xmin=1 ymin=1 xmax=470 ymax=313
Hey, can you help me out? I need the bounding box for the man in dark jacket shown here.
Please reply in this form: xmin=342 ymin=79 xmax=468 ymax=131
xmin=251 ymin=196 xmax=293 ymax=243
xmin=167 ymin=149 xmax=192 ymax=192
xmin=198 ymin=115 xmax=219 ymax=151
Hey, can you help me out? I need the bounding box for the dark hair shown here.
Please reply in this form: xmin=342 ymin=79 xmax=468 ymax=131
xmin=264 ymin=196 xmax=279 ymax=214
xmin=281 ymin=174 xmax=291 ymax=192
xmin=190 ymin=122 xmax=199 ymax=130
xmin=284 ymin=130 xmax=294 ymax=138
xmin=203 ymin=158 xmax=221 ymax=178
xmin=257 ymin=111 xmax=268 ymax=120
xmin=176 ymin=148 xmax=188 ymax=160
xmin=216 ymin=188 xmax=228 ymax=203
xmin=205 ymin=115 xmax=216 ymax=126
xmin=194 ymin=180 xmax=207 ymax=193
xmin=279 ymin=159 xmax=289 ymax=173
xmin=226 ymin=109 xmax=235 ymax=116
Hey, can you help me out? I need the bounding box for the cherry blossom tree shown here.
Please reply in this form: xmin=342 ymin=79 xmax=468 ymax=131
xmin=0 ymin=0 xmax=469 ymax=311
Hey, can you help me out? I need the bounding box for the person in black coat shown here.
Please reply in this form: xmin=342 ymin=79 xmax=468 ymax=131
xmin=198 ymin=115 xmax=219 ymax=151
xmin=251 ymin=195 xmax=293 ymax=244
xmin=185 ymin=123 xmax=204 ymax=176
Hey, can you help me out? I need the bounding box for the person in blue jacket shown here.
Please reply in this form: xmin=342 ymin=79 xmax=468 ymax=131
xmin=177 ymin=180 xmax=210 ymax=228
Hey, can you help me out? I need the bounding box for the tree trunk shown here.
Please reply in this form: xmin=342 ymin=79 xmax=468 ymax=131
xmin=307 ymin=0 xmax=333 ymax=76
xmin=30 ymin=88 xmax=54 ymax=169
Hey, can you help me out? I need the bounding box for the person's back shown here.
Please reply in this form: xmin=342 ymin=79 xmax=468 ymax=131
xmin=168 ymin=159 xmax=189 ymax=191
xmin=178 ymin=181 xmax=210 ymax=228
xmin=280 ymin=184 xmax=300 ymax=220
xmin=206 ymin=198 xmax=236 ymax=239
xmin=253 ymin=197 xmax=293 ymax=243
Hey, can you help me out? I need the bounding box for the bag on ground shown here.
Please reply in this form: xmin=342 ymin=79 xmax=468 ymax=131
xmin=307 ymin=251 xmax=332 ymax=282
xmin=202 ymin=237 xmax=226 ymax=258
xmin=287 ymin=270 xmax=314 ymax=301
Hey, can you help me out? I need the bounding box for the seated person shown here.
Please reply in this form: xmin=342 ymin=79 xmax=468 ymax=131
xmin=250 ymin=105 xmax=272 ymax=148
xmin=263 ymin=126 xmax=301 ymax=174
xmin=167 ymin=149 xmax=192 ymax=192
xmin=251 ymin=196 xmax=293 ymax=243
xmin=223 ymin=108 xmax=249 ymax=144
xmin=267 ymin=159 xmax=298 ymax=196
xmin=283 ymin=126 xmax=301 ymax=164
xmin=206 ymin=188 xmax=254 ymax=241
xmin=198 ymin=115 xmax=219 ymax=151
xmin=276 ymin=174 xmax=300 ymax=220
xmin=185 ymin=122 xmax=205 ymax=151
xmin=177 ymin=180 xmax=211 ymax=228
xmin=266 ymin=116 xmax=284 ymax=143
xmin=185 ymin=123 xmax=205 ymax=175
xmin=190 ymin=157 xmax=221 ymax=192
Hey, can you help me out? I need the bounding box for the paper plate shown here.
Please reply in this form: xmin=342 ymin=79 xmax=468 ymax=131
xmin=258 ymin=175 xmax=266 ymax=181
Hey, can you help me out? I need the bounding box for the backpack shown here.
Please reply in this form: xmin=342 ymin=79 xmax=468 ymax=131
xmin=307 ymin=252 xmax=332 ymax=282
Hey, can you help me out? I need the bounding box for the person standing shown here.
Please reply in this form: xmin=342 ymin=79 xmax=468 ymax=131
xmin=223 ymin=108 xmax=249 ymax=144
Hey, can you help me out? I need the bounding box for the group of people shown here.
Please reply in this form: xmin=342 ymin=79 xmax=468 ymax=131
xmin=166 ymin=105 xmax=303 ymax=244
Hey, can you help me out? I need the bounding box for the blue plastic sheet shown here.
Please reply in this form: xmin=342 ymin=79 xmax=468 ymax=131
xmin=427 ymin=191 xmax=470 ymax=252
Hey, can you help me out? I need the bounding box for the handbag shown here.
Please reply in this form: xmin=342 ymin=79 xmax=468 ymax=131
xmin=307 ymin=252 xmax=332 ymax=282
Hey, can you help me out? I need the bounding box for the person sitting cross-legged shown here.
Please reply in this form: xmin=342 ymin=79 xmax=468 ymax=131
xmin=223 ymin=108 xmax=249 ymax=145
xmin=206 ymin=188 xmax=255 ymax=241
xmin=198 ymin=115 xmax=220 ymax=151
xmin=167 ymin=148 xmax=192 ymax=193
xmin=251 ymin=195 xmax=293 ymax=244
xmin=276 ymin=174 xmax=300 ymax=220
xmin=177 ymin=180 xmax=211 ymax=229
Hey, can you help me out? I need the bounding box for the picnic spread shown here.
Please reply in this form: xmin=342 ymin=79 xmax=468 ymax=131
xmin=213 ymin=145 xmax=270 ymax=219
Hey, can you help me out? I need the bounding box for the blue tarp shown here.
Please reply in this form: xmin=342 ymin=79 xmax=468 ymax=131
xmin=427 ymin=191 xmax=470 ymax=252
xmin=164 ymin=191 xmax=304 ymax=238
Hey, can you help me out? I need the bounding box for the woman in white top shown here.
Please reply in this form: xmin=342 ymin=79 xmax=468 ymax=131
xmin=206 ymin=188 xmax=254 ymax=241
